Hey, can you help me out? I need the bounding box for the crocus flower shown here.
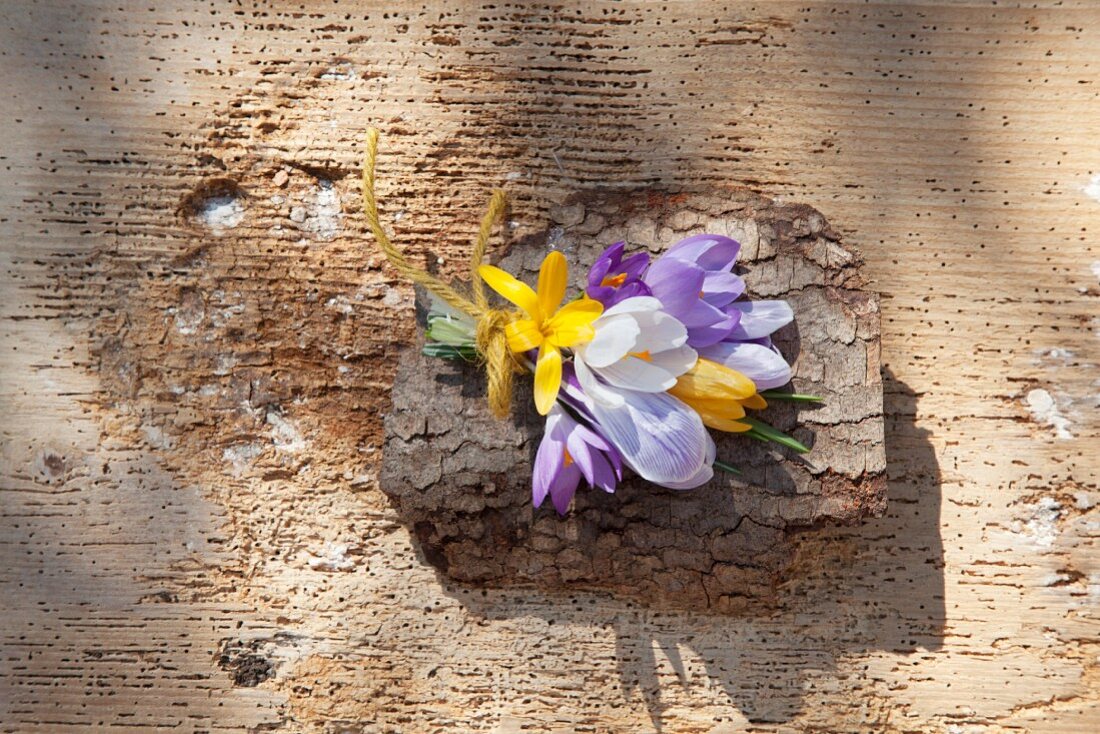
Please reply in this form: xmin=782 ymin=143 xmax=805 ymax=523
xmin=577 ymin=382 xmax=713 ymax=489
xmin=643 ymin=234 xmax=745 ymax=347
xmin=479 ymin=251 xmax=603 ymax=415
xmin=534 ymin=404 xmax=623 ymax=514
xmin=697 ymin=301 xmax=795 ymax=390
xmin=668 ymin=357 xmax=767 ymax=433
xmin=572 ymin=296 xmax=697 ymax=407
xmin=585 ymin=241 xmax=651 ymax=307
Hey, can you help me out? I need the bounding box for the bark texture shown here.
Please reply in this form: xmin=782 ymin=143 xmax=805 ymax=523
xmin=382 ymin=190 xmax=885 ymax=611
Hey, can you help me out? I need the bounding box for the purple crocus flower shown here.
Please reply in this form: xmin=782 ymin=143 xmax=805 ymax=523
xmin=533 ymin=404 xmax=623 ymax=515
xmin=697 ymin=301 xmax=795 ymax=389
xmin=586 ymin=241 xmax=651 ymax=308
xmin=642 ymin=234 xmax=746 ymax=348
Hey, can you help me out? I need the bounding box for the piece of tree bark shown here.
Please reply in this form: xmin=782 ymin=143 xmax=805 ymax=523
xmin=382 ymin=190 xmax=885 ymax=612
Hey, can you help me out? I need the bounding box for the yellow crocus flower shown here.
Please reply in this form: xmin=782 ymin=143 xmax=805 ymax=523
xmin=478 ymin=252 xmax=603 ymax=415
xmin=668 ymin=358 xmax=767 ymax=432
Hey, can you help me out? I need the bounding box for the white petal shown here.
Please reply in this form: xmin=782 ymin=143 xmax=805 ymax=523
xmin=698 ymin=341 xmax=792 ymax=390
xmin=727 ymin=300 xmax=794 ymax=340
xmin=603 ymin=296 xmax=661 ymax=317
xmin=575 ymin=355 xmax=625 ymax=407
xmin=586 ymin=388 xmax=708 ymax=485
xmin=583 ymin=314 xmax=640 ymax=368
xmin=597 ymin=356 xmax=678 ymax=392
xmin=632 ymin=310 xmax=688 ymax=351
xmin=647 ymin=344 xmax=697 ymax=378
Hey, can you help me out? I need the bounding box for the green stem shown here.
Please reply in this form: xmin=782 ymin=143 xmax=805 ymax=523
xmin=713 ymin=460 xmax=742 ymax=475
xmin=760 ymin=390 xmax=824 ymax=403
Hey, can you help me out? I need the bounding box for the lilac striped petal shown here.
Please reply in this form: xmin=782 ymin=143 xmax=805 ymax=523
xmin=656 ymin=434 xmax=716 ymax=490
xmin=698 ymin=341 xmax=793 ymax=390
xmin=725 ymin=300 xmax=794 ymax=340
xmin=585 ymin=387 xmax=708 ymax=485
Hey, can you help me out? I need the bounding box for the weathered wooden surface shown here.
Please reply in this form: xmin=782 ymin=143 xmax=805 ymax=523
xmin=1 ymin=2 xmax=1098 ymax=732
xmin=382 ymin=190 xmax=886 ymax=612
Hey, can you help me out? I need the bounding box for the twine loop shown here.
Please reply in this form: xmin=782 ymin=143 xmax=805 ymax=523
xmin=361 ymin=128 xmax=517 ymax=418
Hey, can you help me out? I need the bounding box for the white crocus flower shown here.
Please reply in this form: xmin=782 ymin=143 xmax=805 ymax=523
xmin=573 ymin=296 xmax=698 ymax=407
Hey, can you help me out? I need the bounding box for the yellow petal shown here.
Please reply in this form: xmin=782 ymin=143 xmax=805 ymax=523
xmin=477 ymin=265 xmax=540 ymax=320
xmin=672 ymin=358 xmax=756 ymax=401
xmin=505 ymin=319 xmax=543 ymax=353
xmin=740 ymin=393 xmax=768 ymax=411
xmin=536 ymin=251 xmax=568 ymax=318
xmin=701 ymin=415 xmax=753 ymax=433
xmin=677 ymin=395 xmax=746 ymax=421
xmin=545 ymin=298 xmax=603 ymax=347
xmin=533 ymin=344 xmax=562 ymax=415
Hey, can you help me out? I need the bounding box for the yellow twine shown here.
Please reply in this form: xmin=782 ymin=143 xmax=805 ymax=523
xmin=361 ymin=128 xmax=518 ymax=418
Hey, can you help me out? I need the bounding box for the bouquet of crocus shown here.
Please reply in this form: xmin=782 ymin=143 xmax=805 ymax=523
xmin=362 ymin=129 xmax=815 ymax=516
xmin=424 ymin=237 xmax=818 ymax=513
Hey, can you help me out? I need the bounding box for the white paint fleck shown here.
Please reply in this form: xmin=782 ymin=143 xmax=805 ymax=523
xmin=301 ymin=181 xmax=343 ymax=241
xmin=289 ymin=206 xmax=308 ymax=223
xmin=1091 ymin=261 xmax=1100 ymax=282
xmin=213 ymin=353 xmax=237 ymax=376
xmin=222 ymin=442 xmax=263 ymax=476
xmin=198 ymin=195 xmax=244 ymax=231
xmin=307 ymin=542 xmax=357 ymax=571
xmin=382 ymin=288 xmax=404 ymax=307
xmin=266 ymin=411 xmax=306 ymax=453
xmin=325 ymin=296 xmax=354 ymax=315
xmin=1075 ymin=491 xmax=1096 ymax=511
xmin=1084 ymin=173 xmax=1100 ymax=203
xmin=1042 ymin=572 xmax=1071 ymax=587
xmin=141 ymin=424 xmax=174 ymax=450
xmin=320 ymin=64 xmax=357 ymax=81
xmin=1025 ymin=388 xmax=1074 ymax=440
xmin=1014 ymin=496 xmax=1062 ymax=549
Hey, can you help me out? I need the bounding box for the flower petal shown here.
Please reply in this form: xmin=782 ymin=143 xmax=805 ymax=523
xmin=533 ymin=343 xmax=563 ymax=415
xmin=581 ymin=313 xmax=640 ymax=368
xmin=725 ymin=300 xmax=794 ymax=340
xmin=647 ymin=344 xmax=698 ymax=377
xmin=532 ymin=408 xmax=567 ymax=507
xmin=643 ymin=257 xmax=705 ymax=321
xmin=550 ymin=463 xmax=582 ymax=515
xmin=537 ymin=251 xmax=568 ymax=318
xmin=631 ymin=309 xmax=689 ymax=352
xmin=666 ymin=234 xmax=740 ymax=271
xmin=656 ymin=433 xmax=716 ymax=490
xmin=585 ymin=387 xmax=708 ymax=485
xmin=546 ymin=298 xmax=603 ymax=347
xmin=697 ymin=341 xmax=792 ymax=390
xmin=669 ymin=357 xmax=757 ymax=401
xmin=574 ymin=356 xmax=626 ymax=407
xmin=478 ymin=265 xmax=540 ymax=320
xmin=603 ymin=295 xmax=662 ymax=317
xmin=598 ymin=355 xmax=679 ymax=393
xmin=700 ymin=271 xmax=746 ymax=308
xmin=505 ymin=318 xmax=543 ymax=353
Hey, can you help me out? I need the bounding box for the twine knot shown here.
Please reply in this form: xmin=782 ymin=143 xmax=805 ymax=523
xmin=474 ymin=308 xmax=523 ymax=419
xmin=361 ymin=128 xmax=518 ymax=417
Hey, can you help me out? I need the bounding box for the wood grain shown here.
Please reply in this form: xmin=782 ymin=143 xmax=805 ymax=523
xmin=1 ymin=1 xmax=1097 ymax=732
